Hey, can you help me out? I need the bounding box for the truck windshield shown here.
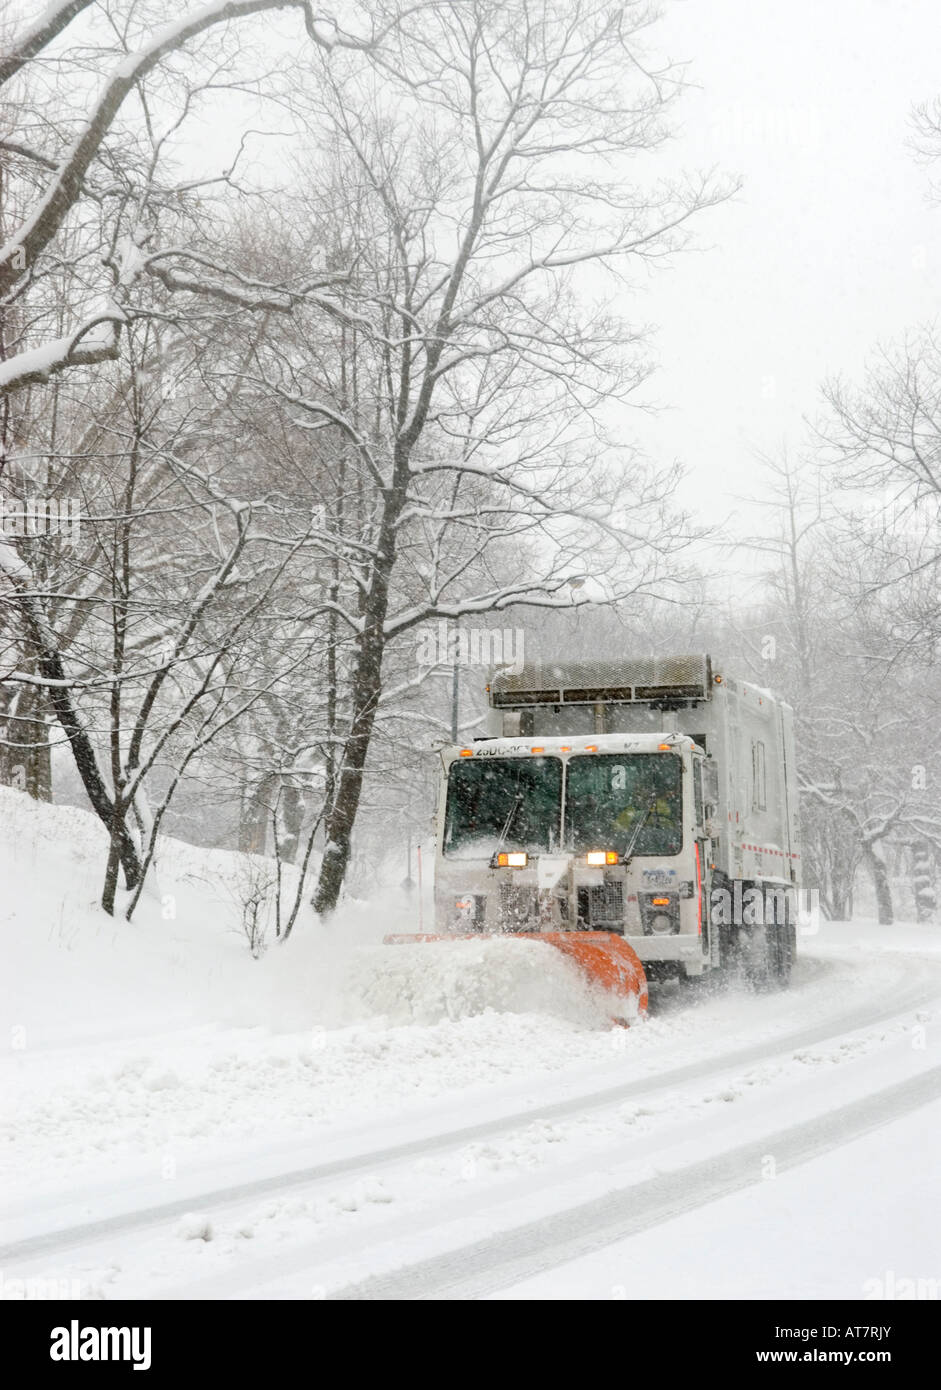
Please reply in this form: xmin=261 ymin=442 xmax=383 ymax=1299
xmin=565 ymin=753 xmax=683 ymax=857
xmin=443 ymin=756 xmax=563 ymax=857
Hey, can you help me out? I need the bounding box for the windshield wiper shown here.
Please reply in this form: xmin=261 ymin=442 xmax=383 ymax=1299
xmin=622 ymin=793 xmax=658 ymax=863
xmin=495 ymin=791 xmax=524 ymax=854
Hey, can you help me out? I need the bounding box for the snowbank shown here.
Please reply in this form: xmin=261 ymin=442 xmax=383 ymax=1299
xmin=341 ymin=936 xmax=614 ymax=1028
xmin=0 ymin=785 xmax=618 ymax=1039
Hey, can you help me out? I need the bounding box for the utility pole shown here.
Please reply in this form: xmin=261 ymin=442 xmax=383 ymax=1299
xmin=450 ymin=657 xmax=459 ymax=743
xmin=449 ymin=619 xmax=460 ymax=742
xmin=401 ymin=830 xmax=414 ymax=892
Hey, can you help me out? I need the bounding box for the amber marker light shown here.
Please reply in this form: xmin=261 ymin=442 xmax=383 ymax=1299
xmin=586 ymin=850 xmax=617 ymax=867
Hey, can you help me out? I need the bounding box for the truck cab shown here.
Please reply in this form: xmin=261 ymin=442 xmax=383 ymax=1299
xmin=433 ymin=654 xmax=798 ymax=984
xmin=436 ymin=731 xmax=715 ymax=976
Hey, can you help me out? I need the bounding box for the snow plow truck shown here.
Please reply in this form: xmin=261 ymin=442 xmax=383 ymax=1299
xmin=391 ymin=655 xmax=801 ymax=1020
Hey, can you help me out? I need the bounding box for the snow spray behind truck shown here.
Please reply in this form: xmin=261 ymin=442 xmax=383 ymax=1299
xmin=430 ymin=654 xmax=800 ymax=997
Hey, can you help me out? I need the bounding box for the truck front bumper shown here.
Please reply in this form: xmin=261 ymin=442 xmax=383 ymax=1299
xmin=626 ymin=933 xmax=708 ymax=974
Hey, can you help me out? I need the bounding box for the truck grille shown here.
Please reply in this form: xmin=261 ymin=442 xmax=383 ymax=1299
xmin=499 ymin=882 xmax=538 ymax=932
xmin=577 ymin=880 xmax=624 ymax=929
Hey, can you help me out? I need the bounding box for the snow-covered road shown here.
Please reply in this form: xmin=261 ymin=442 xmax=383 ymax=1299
xmin=4 ymin=930 xmax=940 ymax=1300
xmin=3 ymin=790 xmax=940 ymax=1301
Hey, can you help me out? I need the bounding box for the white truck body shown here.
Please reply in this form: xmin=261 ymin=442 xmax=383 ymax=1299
xmin=434 ymin=654 xmax=800 ymax=980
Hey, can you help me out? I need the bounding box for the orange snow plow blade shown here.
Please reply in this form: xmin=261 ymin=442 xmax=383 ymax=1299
xmin=382 ymin=931 xmax=648 ymax=1024
xmin=537 ymin=932 xmax=648 ymax=1021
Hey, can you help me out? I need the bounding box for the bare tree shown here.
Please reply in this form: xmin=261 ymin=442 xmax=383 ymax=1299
xmin=0 ymin=0 xmax=389 ymax=907
xmin=733 ymin=444 xmax=941 ymax=922
xmin=0 ymin=0 xmax=382 ymax=392
xmin=222 ymin=1 xmax=731 ymax=914
xmin=1 ymin=1 xmax=729 ymax=925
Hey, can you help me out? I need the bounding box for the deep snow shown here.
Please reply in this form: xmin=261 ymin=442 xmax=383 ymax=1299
xmin=2 ymin=786 xmax=940 ymax=1300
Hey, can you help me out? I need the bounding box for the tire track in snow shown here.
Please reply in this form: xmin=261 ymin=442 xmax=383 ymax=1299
xmin=331 ymin=1061 xmax=941 ymax=1300
xmin=2 ymin=980 xmax=936 ymax=1266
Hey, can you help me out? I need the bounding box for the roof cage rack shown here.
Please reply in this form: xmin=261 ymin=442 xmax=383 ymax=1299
xmin=489 ymin=655 xmax=713 ymax=708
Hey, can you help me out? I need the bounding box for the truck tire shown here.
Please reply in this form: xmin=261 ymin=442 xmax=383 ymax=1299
xmin=739 ymin=885 xmax=793 ymax=991
xmin=772 ymin=921 xmax=792 ymax=986
xmin=771 ymin=893 xmax=796 ymax=987
xmin=740 ymin=921 xmax=774 ymax=990
xmin=740 ymin=922 xmax=793 ymax=990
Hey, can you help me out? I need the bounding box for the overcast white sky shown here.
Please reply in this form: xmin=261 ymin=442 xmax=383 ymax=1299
xmin=623 ymin=0 xmax=941 ymax=536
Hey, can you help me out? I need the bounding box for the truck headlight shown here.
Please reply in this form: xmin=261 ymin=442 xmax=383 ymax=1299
xmin=494 ymin=851 xmax=528 ymax=868
xmin=641 ymin=892 xmax=680 ymax=935
xmin=648 ymin=912 xmax=675 ymax=935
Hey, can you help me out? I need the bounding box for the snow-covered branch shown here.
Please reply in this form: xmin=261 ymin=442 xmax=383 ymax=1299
xmin=0 ymin=0 xmax=95 ymax=89
xmin=0 ymin=0 xmax=374 ymax=309
xmin=0 ymin=310 xmax=125 ymax=394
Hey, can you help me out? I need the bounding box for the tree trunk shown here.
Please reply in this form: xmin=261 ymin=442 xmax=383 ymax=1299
xmin=912 ymin=839 xmax=937 ymax=923
xmin=2 ymin=566 xmax=142 ymax=899
xmin=39 ymin=653 xmax=141 ymax=895
xmin=311 ymin=478 xmax=400 ymax=915
xmin=101 ymin=815 xmax=125 ymax=916
xmin=862 ymin=844 xmax=893 ymax=926
xmin=41 ymin=660 xmax=141 ymax=895
xmin=312 ymin=633 xmax=384 ymax=914
xmin=0 ymin=676 xmax=52 ymax=800
xmin=278 ymin=783 xmax=305 ymax=864
xmin=239 ymin=771 xmax=276 ymax=854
